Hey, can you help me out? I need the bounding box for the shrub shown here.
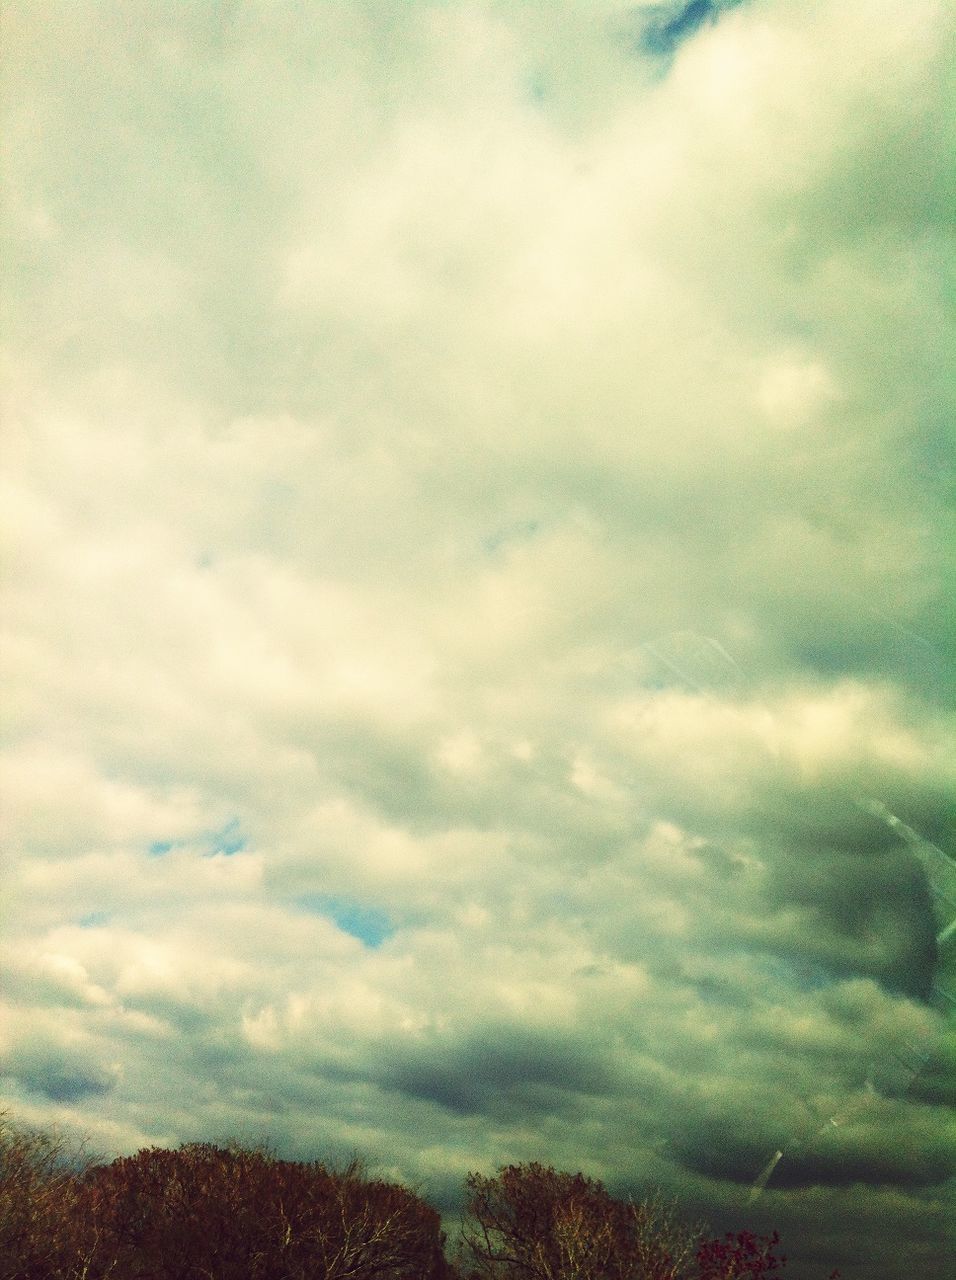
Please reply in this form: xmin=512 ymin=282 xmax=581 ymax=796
xmin=695 ymin=1230 xmax=785 ymax=1280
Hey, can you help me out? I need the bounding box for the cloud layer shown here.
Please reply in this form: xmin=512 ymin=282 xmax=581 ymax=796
xmin=2 ymin=2 xmax=954 ymax=1276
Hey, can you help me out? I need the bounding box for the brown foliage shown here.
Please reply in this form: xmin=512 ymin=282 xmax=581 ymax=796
xmin=78 ymin=1143 xmax=451 ymax=1280
xmin=0 ymin=1117 xmax=451 ymax=1280
xmin=460 ymin=1163 xmax=781 ymax=1280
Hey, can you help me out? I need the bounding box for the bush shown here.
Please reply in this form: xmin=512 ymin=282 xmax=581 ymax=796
xmin=695 ymin=1230 xmax=785 ymax=1279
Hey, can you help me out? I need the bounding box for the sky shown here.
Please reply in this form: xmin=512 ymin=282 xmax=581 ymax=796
xmin=1 ymin=2 xmax=954 ymax=1276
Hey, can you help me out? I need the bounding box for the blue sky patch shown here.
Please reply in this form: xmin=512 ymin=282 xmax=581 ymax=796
xmin=638 ymin=0 xmax=744 ymax=57
xmin=294 ymin=894 xmax=395 ymax=948
xmin=207 ymin=817 xmax=247 ymax=857
xmin=148 ymin=818 xmax=247 ymax=859
xmin=78 ymin=911 xmax=110 ymax=928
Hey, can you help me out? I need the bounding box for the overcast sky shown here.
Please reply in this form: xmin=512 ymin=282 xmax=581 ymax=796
xmin=2 ymin=2 xmax=954 ymax=1277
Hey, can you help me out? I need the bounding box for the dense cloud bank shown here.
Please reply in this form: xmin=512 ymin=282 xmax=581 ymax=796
xmin=2 ymin=2 xmax=954 ymax=1277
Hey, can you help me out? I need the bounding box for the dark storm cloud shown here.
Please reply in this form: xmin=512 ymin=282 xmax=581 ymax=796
xmin=31 ymin=1073 xmax=115 ymax=1105
xmin=2 ymin=1044 xmax=116 ymax=1105
xmin=374 ymin=1027 xmax=622 ymax=1117
xmin=768 ymin=1142 xmax=954 ymax=1192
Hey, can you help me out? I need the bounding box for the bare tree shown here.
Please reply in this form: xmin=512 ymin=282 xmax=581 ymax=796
xmin=0 ymin=1112 xmax=94 ymax=1280
xmin=460 ymin=1163 xmax=780 ymax=1280
xmin=461 ymin=1163 xmax=637 ymax=1280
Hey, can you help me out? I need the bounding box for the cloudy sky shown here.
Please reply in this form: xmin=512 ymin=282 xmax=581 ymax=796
xmin=2 ymin=1 xmax=954 ymax=1275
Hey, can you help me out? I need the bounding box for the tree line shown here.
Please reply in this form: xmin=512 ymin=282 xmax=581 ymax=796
xmin=1 ymin=1113 xmax=824 ymax=1279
